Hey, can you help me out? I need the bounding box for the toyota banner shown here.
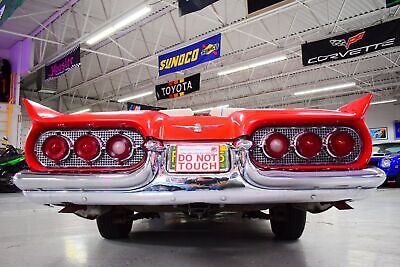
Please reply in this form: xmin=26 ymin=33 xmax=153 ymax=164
xmin=301 ymin=19 xmax=400 ymax=66
xmin=155 ymin=73 xmax=200 ymax=100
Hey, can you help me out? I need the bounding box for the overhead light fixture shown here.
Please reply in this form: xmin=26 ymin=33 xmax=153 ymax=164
xmin=193 ymin=104 xmax=229 ymax=113
xmin=294 ymin=82 xmax=356 ymax=96
xmin=71 ymin=108 xmax=91 ymax=114
xmin=117 ymin=91 xmax=153 ymax=103
xmin=370 ymin=99 xmax=397 ymax=105
xmin=86 ymin=6 xmax=151 ymax=45
xmin=217 ymin=55 xmax=287 ymax=76
xmin=38 ymin=89 xmax=56 ymax=94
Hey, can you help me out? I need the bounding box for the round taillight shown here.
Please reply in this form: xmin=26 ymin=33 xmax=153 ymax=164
xmin=263 ymin=132 xmax=290 ymax=159
xmin=41 ymin=135 xmax=70 ymax=161
xmin=327 ymin=131 xmax=355 ymax=157
xmin=106 ymin=134 xmax=133 ymax=160
xmin=74 ymin=134 xmax=101 ymax=161
xmin=295 ymin=132 xmax=322 ymax=159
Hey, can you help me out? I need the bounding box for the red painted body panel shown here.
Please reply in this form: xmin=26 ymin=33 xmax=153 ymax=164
xmin=23 ymin=94 xmax=373 ymax=172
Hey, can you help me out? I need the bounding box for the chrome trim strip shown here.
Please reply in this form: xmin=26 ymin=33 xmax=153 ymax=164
xmin=21 ymin=188 xmax=376 ymax=205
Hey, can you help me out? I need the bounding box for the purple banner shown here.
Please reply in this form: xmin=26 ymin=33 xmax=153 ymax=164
xmin=45 ymin=46 xmax=80 ymax=81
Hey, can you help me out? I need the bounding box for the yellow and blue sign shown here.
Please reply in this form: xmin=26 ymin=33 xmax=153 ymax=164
xmin=158 ymin=33 xmax=221 ymax=76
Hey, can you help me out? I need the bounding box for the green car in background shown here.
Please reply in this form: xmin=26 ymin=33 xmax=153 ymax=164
xmin=0 ymin=137 xmax=28 ymax=192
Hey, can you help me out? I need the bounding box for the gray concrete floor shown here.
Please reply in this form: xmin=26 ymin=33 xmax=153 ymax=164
xmin=0 ymin=189 xmax=399 ymax=267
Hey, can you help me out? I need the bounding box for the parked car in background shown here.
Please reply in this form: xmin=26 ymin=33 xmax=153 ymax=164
xmin=369 ymin=142 xmax=400 ymax=185
xmin=0 ymin=137 xmax=27 ymax=192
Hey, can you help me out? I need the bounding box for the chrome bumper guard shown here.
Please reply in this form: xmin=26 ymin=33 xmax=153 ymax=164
xmin=14 ymin=147 xmax=386 ymax=205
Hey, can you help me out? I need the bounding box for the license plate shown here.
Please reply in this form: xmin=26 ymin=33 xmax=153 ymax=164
xmin=168 ymin=144 xmax=229 ymax=173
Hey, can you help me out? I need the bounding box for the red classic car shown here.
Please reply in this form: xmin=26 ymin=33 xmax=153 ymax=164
xmin=14 ymin=94 xmax=385 ymax=240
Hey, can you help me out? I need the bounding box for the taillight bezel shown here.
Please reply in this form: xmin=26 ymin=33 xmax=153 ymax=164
xmin=41 ymin=134 xmax=71 ymax=162
xmin=261 ymin=132 xmax=291 ymax=159
xmin=106 ymin=134 xmax=135 ymax=161
xmin=74 ymin=134 xmax=103 ymax=162
xmin=34 ymin=128 xmax=146 ymax=170
xmin=294 ymin=131 xmax=323 ymax=159
xmin=250 ymin=126 xmax=362 ymax=168
xmin=326 ymin=130 xmax=356 ymax=158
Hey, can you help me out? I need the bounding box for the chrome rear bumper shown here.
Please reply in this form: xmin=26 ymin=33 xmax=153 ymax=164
xmin=14 ymin=150 xmax=386 ymax=206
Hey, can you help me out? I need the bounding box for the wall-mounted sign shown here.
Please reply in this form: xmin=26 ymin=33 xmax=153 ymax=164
xmin=158 ymin=34 xmax=221 ymax=76
xmin=178 ymin=0 xmax=221 ymax=16
xmin=395 ymin=121 xmax=400 ymax=139
xmin=302 ymin=19 xmax=400 ymax=66
xmin=45 ymin=46 xmax=80 ymax=81
xmin=155 ymin=73 xmax=200 ymax=100
xmin=247 ymin=0 xmax=294 ymax=16
xmin=127 ymin=102 xmax=166 ymax=111
xmin=386 ymin=0 xmax=400 ymax=8
xmin=370 ymin=127 xmax=388 ymax=141
xmin=0 ymin=0 xmax=25 ymax=26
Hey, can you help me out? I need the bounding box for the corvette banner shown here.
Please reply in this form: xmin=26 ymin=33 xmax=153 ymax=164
xmin=155 ymin=73 xmax=200 ymax=100
xmin=158 ymin=34 xmax=221 ymax=76
xmin=302 ymin=19 xmax=400 ymax=66
xmin=45 ymin=46 xmax=80 ymax=81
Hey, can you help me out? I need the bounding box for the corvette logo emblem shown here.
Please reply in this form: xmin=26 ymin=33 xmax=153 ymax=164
xmin=330 ymin=31 xmax=365 ymax=50
xmin=172 ymin=123 xmax=223 ymax=133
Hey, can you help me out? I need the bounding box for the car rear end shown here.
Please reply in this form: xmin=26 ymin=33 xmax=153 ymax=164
xmin=14 ymin=94 xmax=385 ymax=240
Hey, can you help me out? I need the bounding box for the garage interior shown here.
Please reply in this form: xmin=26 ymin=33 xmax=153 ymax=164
xmin=0 ymin=0 xmax=399 ymax=266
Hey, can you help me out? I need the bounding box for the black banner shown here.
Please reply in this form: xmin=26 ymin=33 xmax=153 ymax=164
xmin=155 ymin=73 xmax=200 ymax=100
xmin=45 ymin=46 xmax=80 ymax=81
xmin=0 ymin=59 xmax=11 ymax=102
xmin=178 ymin=0 xmax=220 ymax=16
xmin=127 ymin=103 xmax=166 ymax=111
xmin=302 ymin=19 xmax=400 ymax=66
xmin=387 ymin=0 xmax=400 ymax=8
xmin=247 ymin=0 xmax=293 ymax=16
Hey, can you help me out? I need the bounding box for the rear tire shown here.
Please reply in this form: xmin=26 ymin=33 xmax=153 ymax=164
xmin=96 ymin=211 xmax=133 ymax=239
xmin=270 ymin=204 xmax=306 ymax=240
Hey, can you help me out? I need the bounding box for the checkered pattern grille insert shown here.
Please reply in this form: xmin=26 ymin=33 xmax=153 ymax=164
xmin=35 ymin=129 xmax=146 ymax=168
xmin=251 ymin=127 xmax=362 ymax=166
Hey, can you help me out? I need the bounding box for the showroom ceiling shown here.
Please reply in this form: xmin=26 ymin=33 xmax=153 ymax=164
xmin=4 ymin=0 xmax=399 ymax=112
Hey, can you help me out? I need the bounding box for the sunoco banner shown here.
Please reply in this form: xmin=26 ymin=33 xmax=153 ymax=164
xmin=155 ymin=73 xmax=200 ymax=100
xmin=302 ymin=19 xmax=400 ymax=66
xmin=45 ymin=46 xmax=80 ymax=81
xmin=158 ymin=34 xmax=221 ymax=76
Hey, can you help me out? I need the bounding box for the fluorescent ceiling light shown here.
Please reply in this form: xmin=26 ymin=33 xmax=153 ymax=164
xmin=117 ymin=91 xmax=153 ymax=102
xmin=71 ymin=108 xmax=91 ymax=114
xmin=86 ymin=6 xmax=151 ymax=45
xmin=38 ymin=89 xmax=56 ymax=94
xmin=193 ymin=104 xmax=229 ymax=113
xmin=370 ymin=99 xmax=397 ymax=105
xmin=294 ymin=82 xmax=356 ymax=96
xmin=218 ymin=55 xmax=287 ymax=76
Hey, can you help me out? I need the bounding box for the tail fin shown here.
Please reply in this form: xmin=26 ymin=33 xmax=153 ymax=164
xmin=338 ymin=94 xmax=373 ymax=118
xmin=23 ymin=99 xmax=62 ymax=123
